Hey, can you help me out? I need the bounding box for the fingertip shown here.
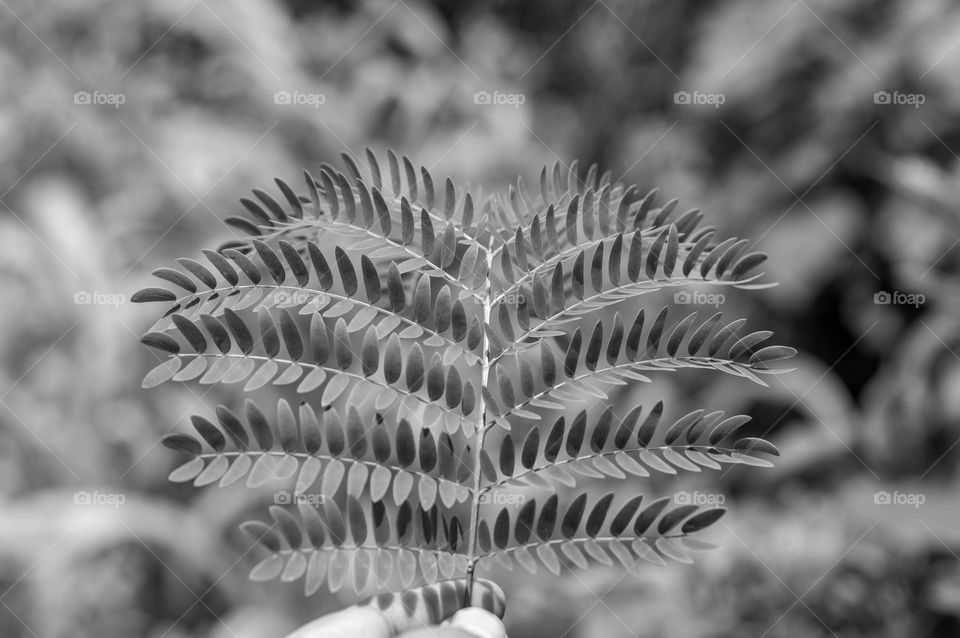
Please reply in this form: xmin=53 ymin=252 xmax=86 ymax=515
xmin=448 ymin=608 xmax=507 ymax=638
xmin=354 ymin=579 xmax=506 ymax=636
xmin=469 ymin=579 xmax=506 ymax=619
xmin=285 ymin=606 xmax=392 ymax=638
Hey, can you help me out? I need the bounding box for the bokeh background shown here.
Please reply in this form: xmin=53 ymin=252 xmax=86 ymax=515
xmin=2 ymin=0 xmax=960 ymax=636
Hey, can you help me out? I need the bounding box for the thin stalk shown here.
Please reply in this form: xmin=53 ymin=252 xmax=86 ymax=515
xmin=463 ymin=229 xmax=494 ymax=606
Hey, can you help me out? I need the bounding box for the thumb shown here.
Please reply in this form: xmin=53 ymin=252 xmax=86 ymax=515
xmin=285 ymin=578 xmax=505 ymax=638
xmin=396 ymin=607 xmax=507 ymax=638
xmin=366 ymin=578 xmax=505 ymax=636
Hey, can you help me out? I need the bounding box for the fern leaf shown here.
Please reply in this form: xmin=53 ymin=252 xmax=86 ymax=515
xmin=145 ymin=310 xmax=476 ymax=433
xmin=491 ymin=311 xmax=793 ymax=426
xmin=235 ymin=154 xmax=489 ymax=296
xmin=134 ymin=242 xmax=482 ymax=365
xmin=162 ymin=399 xmax=473 ymax=505
xmin=491 ymin=227 xmax=771 ymax=360
xmin=138 ymin=152 xmax=794 ymax=601
xmin=480 ymin=406 xmax=776 ymax=491
xmin=477 ymin=492 xmax=726 ymax=573
xmin=241 ymin=501 xmax=469 ymax=595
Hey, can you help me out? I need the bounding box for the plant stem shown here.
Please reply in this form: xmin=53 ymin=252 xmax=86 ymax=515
xmin=463 ymin=228 xmax=494 ymax=606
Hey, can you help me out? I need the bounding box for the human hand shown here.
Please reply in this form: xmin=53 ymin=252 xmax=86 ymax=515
xmin=285 ymin=578 xmax=506 ymax=638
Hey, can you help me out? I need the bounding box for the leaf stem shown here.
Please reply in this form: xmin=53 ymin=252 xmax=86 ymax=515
xmin=169 ymin=283 xmax=471 ymax=357
xmin=476 ymin=444 xmax=758 ymax=493
xmin=257 ymin=214 xmax=486 ymax=302
xmin=464 ymin=226 xmax=494 ymax=606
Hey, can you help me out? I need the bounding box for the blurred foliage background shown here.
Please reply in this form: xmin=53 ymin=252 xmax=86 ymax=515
xmin=1 ymin=0 xmax=960 ymax=636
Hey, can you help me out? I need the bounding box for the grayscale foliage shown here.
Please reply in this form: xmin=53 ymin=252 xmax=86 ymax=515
xmin=135 ymin=150 xmax=795 ymax=599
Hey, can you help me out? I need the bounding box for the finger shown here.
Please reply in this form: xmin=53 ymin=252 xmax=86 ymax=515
xmin=285 ymin=605 xmax=392 ymax=638
xmin=398 ymin=609 xmax=507 ymax=638
xmin=395 ymin=630 xmax=490 ymax=638
xmin=364 ymin=578 xmax=506 ymax=635
xmin=284 ymin=579 xmax=505 ymax=638
xmin=447 ymin=608 xmax=507 ymax=638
